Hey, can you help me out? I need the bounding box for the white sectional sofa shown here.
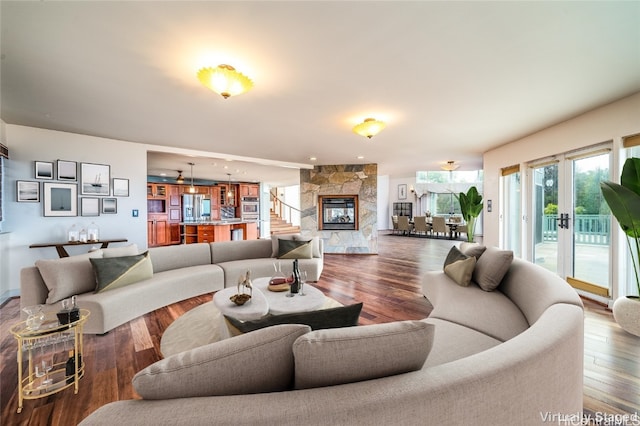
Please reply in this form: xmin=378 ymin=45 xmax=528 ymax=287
xmin=80 ymin=245 xmax=584 ymax=425
xmin=20 ymin=235 xmax=323 ymax=334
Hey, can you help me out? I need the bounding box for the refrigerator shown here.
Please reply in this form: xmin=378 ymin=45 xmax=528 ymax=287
xmin=182 ymin=194 xmax=211 ymax=222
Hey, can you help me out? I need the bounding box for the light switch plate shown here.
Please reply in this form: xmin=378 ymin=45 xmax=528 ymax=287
xmin=132 ymin=209 xmax=139 ymax=217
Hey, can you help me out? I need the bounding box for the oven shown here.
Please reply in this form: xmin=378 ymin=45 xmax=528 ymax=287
xmin=240 ymin=196 xmax=260 ymax=221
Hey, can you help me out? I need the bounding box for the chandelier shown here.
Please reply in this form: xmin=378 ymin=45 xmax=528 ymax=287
xmin=353 ymin=118 xmax=386 ymax=139
xmin=197 ymin=65 xmax=254 ymax=99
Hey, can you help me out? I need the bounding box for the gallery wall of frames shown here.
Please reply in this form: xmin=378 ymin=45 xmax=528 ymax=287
xmin=16 ymin=160 xmax=129 ymax=217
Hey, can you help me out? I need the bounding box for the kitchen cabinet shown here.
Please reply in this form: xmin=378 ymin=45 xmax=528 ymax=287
xmin=181 ymin=185 xmax=209 ymax=195
xmin=147 ymin=184 xmax=167 ymax=199
xmin=219 ymin=184 xmax=237 ymax=207
xmin=148 ymin=215 xmax=169 ymax=247
xmin=239 ymin=184 xmax=259 ymax=198
xmin=210 ymin=186 xmax=221 ymax=221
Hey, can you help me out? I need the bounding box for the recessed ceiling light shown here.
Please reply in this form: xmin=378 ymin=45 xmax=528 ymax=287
xmin=309 ymin=157 xmax=317 ymax=161
xmin=160 ymin=172 xmax=167 ymax=176
xmin=356 ymin=156 xmax=364 ymax=160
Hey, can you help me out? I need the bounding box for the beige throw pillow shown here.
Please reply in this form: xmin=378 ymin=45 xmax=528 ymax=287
xmin=472 ymin=246 xmax=514 ymax=291
xmin=133 ymin=324 xmax=311 ymax=399
xmin=444 ymin=256 xmax=476 ymax=287
xmin=36 ymin=251 xmax=103 ymax=304
xmin=459 ymin=242 xmax=487 ymax=260
xmin=293 ymin=321 xmax=434 ymax=389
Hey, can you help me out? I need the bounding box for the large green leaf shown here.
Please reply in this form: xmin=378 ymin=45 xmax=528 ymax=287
xmin=621 ymin=157 xmax=640 ymax=196
xmin=600 ymin=181 xmax=640 ymax=239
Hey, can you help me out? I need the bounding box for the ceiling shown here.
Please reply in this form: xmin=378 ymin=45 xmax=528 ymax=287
xmin=2 ymin=2 xmax=639 ymax=186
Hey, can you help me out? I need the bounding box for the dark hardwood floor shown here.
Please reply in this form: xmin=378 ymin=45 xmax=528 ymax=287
xmin=1 ymin=233 xmax=638 ymax=425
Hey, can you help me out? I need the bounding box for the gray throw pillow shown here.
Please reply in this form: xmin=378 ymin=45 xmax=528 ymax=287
xmin=36 ymin=251 xmax=103 ymax=304
xmin=459 ymin=242 xmax=487 ymax=260
xmin=443 ymin=246 xmax=475 ymax=287
xmin=224 ymin=303 xmax=363 ymax=334
xmin=277 ymin=239 xmax=313 ymax=259
xmin=91 ymin=251 xmax=153 ymax=293
xmin=133 ymin=324 xmax=311 ymax=399
xmin=293 ymin=320 xmax=434 ymax=389
xmin=472 ymin=246 xmax=514 ymax=291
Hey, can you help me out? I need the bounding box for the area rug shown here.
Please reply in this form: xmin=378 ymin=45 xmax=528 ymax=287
xmin=160 ymin=298 xmax=342 ymax=358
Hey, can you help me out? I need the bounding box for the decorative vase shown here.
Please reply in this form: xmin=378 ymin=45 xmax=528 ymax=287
xmin=612 ymin=296 xmax=640 ymax=337
xmin=23 ymin=305 xmax=46 ymax=331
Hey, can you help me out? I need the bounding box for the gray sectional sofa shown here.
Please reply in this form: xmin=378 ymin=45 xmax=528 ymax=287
xmin=20 ymin=235 xmax=323 ymax=334
xmin=80 ymin=245 xmax=584 ymax=425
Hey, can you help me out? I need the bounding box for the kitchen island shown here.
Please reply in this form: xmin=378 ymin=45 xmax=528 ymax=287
xmin=180 ymin=220 xmax=258 ymax=244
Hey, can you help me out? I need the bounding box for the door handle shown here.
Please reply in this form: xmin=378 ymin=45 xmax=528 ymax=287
xmin=556 ymin=213 xmax=570 ymax=229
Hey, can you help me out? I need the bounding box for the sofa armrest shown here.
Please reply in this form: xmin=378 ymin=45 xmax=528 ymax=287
xmin=20 ymin=266 xmax=49 ymax=309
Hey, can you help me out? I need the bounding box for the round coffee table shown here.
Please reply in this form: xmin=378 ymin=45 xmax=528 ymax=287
xmin=213 ymin=286 xmax=269 ymax=321
xmin=251 ymin=277 xmax=326 ymax=315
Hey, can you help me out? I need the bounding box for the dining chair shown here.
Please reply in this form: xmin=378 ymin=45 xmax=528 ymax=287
xmin=391 ymin=215 xmax=399 ymax=235
xmin=397 ymin=216 xmax=412 ymax=236
xmin=431 ymin=216 xmax=450 ymax=239
xmin=413 ymin=216 xmax=429 ymax=237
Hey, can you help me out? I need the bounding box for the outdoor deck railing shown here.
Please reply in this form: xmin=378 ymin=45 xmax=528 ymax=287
xmin=542 ymin=214 xmax=610 ymax=245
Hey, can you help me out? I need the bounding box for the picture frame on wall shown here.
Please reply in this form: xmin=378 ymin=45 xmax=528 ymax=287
xmin=80 ymin=162 xmax=110 ymax=196
xmin=43 ymin=182 xmax=77 ymax=217
xmin=112 ymin=178 xmax=129 ymax=197
xmin=101 ymin=197 xmax=117 ymax=214
xmin=57 ymin=160 xmax=77 ymax=181
xmin=81 ymin=197 xmax=100 ymax=216
xmin=35 ymin=161 xmax=54 ymax=180
xmin=16 ymin=180 xmax=40 ymax=202
xmin=398 ymin=184 xmax=407 ymax=200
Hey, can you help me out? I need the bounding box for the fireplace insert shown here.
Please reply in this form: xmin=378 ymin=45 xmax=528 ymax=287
xmin=319 ymin=195 xmax=358 ymax=230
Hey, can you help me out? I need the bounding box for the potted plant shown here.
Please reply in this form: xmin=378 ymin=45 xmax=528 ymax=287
xmin=600 ymin=157 xmax=640 ymax=337
xmin=455 ymin=186 xmax=483 ymax=243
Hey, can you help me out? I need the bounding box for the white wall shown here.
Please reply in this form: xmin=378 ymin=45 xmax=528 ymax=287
xmin=483 ymin=92 xmax=640 ymax=298
xmin=377 ymin=175 xmax=390 ymax=230
xmin=2 ymin=125 xmax=149 ymax=298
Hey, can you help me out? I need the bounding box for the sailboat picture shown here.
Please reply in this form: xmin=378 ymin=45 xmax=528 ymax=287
xmin=81 ymin=163 xmax=110 ymax=195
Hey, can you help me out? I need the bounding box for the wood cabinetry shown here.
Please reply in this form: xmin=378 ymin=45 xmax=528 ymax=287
xmin=210 ymin=186 xmax=221 ymax=221
xmin=182 ymin=224 xmax=231 ymax=244
xmin=180 ymin=185 xmax=210 ymax=195
xmin=167 ymin=185 xmax=182 ymax=244
xmin=239 ymin=184 xmax=259 ymax=198
xmin=218 ymin=184 xmax=238 ymax=207
xmin=148 ymin=215 xmax=169 ymax=247
xmin=147 ymin=184 xmax=167 ymax=199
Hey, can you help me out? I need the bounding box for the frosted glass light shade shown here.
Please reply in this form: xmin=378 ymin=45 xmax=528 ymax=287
xmin=353 ymin=118 xmax=386 ymax=139
xmin=197 ymin=65 xmax=254 ymax=99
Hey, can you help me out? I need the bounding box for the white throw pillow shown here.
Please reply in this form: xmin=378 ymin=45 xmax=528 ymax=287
xmin=133 ymin=324 xmax=311 ymax=399
xmin=293 ymin=320 xmax=434 ymax=389
xmin=36 ymin=251 xmax=103 ymax=304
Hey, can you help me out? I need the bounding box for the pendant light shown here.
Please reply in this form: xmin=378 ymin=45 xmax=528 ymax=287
xmin=176 ymin=170 xmax=184 ymax=184
xmin=227 ymin=173 xmax=234 ymax=204
xmin=188 ymin=163 xmax=196 ymax=194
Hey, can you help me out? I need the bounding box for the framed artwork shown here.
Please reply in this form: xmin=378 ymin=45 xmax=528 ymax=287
xmin=112 ymin=178 xmax=129 ymax=197
xmin=43 ymin=182 xmax=77 ymax=217
xmin=80 ymin=162 xmax=110 ymax=195
xmin=398 ymin=184 xmax=407 ymax=200
xmin=81 ymin=197 xmax=100 ymax=216
xmin=57 ymin=160 xmax=77 ymax=181
xmin=35 ymin=161 xmax=54 ymax=180
xmin=101 ymin=197 xmax=117 ymax=214
xmin=16 ymin=180 xmax=40 ymax=202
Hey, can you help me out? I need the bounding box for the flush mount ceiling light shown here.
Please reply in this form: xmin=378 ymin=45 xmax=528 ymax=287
xmin=441 ymin=160 xmax=460 ymax=171
xmin=353 ymin=118 xmax=386 ymax=139
xmin=197 ymin=64 xmax=254 ymax=99
xmin=175 ymin=170 xmax=184 ymax=184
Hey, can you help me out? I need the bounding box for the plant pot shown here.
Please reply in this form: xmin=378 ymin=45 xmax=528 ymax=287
xmin=612 ymin=296 xmax=640 ymax=337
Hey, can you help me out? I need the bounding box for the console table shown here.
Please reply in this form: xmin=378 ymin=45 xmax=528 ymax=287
xmin=29 ymin=239 xmax=128 ymax=258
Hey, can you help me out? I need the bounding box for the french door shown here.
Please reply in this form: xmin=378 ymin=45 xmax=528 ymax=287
xmin=530 ymin=147 xmax=612 ymax=297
